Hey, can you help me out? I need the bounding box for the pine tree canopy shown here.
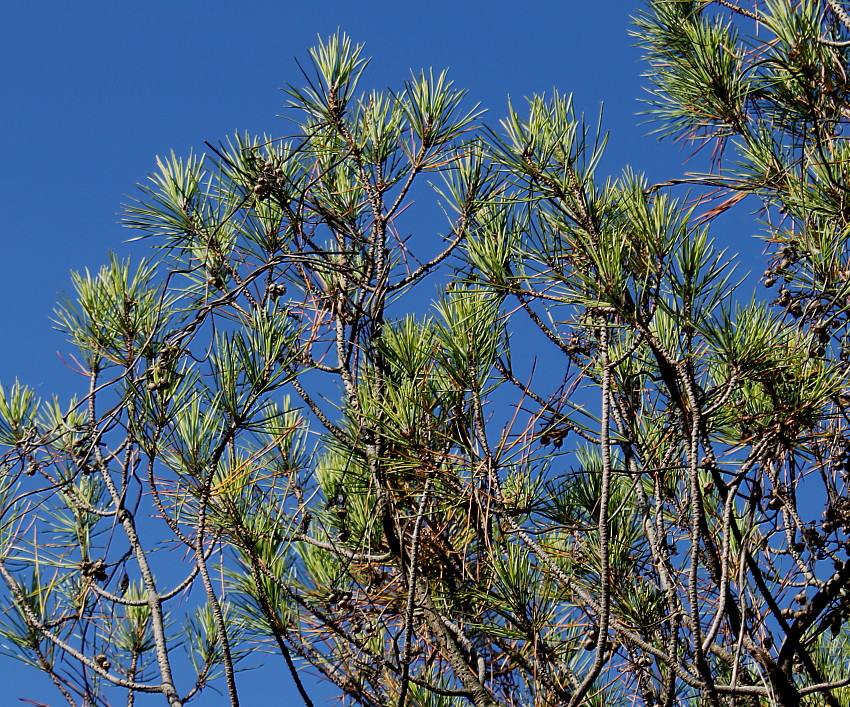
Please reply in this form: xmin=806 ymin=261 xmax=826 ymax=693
xmin=4 ymin=3 xmax=850 ymax=706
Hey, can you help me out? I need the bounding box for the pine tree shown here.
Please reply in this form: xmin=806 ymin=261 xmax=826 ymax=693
xmin=3 ymin=4 xmax=850 ymax=705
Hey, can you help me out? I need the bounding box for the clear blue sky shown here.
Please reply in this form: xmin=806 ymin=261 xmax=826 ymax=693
xmin=0 ymin=0 xmax=691 ymax=402
xmin=0 ymin=1 xmax=757 ymax=704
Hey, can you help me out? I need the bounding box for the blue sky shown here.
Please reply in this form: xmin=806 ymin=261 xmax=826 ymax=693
xmin=0 ymin=1 xmax=759 ymax=704
xmin=0 ymin=1 xmax=692 ymax=403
